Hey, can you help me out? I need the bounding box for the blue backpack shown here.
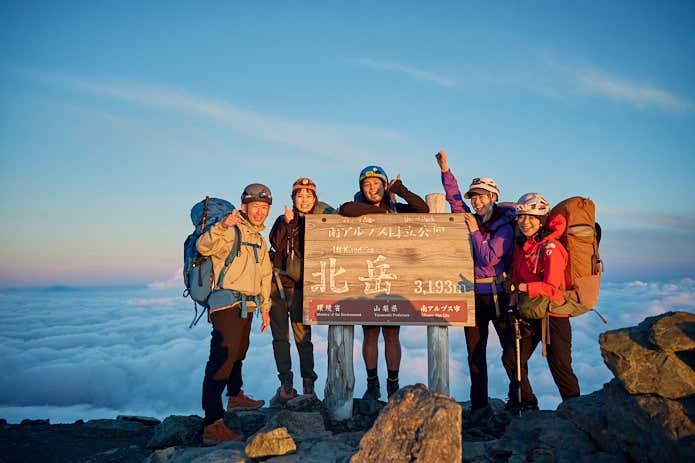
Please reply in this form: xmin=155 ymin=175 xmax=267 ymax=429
xmin=183 ymin=196 xmax=239 ymax=327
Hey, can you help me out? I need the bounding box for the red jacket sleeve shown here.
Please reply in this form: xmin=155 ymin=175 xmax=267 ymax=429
xmin=527 ymin=241 xmax=567 ymax=304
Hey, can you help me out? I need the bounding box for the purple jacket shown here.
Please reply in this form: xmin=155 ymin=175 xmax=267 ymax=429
xmin=441 ymin=169 xmax=515 ymax=295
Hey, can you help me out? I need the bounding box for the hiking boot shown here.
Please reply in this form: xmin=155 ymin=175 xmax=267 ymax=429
xmin=523 ymin=400 xmax=539 ymax=412
xmin=278 ymin=380 xmax=298 ymax=401
xmin=302 ymin=378 xmax=316 ymax=396
xmin=386 ymin=378 xmax=400 ymax=398
xmin=505 ymin=396 xmax=522 ymax=412
xmin=226 ymin=390 xmax=265 ymax=411
xmin=361 ymin=377 xmax=381 ymax=400
xmin=202 ymin=418 xmax=241 ymax=445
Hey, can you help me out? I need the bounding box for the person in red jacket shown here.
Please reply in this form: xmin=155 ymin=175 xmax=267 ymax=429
xmin=503 ymin=192 xmax=579 ymax=412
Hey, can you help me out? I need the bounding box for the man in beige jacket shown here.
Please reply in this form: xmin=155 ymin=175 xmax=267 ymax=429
xmin=196 ymin=183 xmax=273 ymax=445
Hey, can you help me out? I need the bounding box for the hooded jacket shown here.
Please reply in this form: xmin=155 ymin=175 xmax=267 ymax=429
xmin=441 ymin=169 xmax=515 ymax=295
xmin=512 ymin=214 xmax=569 ymax=306
xmin=196 ymin=213 xmax=273 ymax=313
xmin=270 ymin=201 xmax=335 ymax=288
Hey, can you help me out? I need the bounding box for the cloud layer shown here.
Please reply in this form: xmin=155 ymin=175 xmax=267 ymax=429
xmin=0 ymin=278 xmax=692 ymax=422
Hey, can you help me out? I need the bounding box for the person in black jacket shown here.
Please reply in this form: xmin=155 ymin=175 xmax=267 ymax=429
xmin=339 ymin=165 xmax=429 ymax=399
xmin=269 ymin=177 xmax=335 ymax=403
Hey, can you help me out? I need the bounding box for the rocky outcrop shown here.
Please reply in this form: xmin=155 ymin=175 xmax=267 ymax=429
xmin=2 ymin=312 xmax=694 ymax=463
xmin=558 ymin=310 xmax=695 ymax=463
xmin=351 ymin=384 xmax=462 ymax=463
xmin=600 ymin=310 xmax=695 ymax=398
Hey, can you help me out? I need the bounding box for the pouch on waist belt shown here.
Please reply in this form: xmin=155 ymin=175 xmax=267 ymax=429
xmin=474 ymin=274 xmax=508 ymax=318
xmin=208 ymin=289 xmax=261 ymax=319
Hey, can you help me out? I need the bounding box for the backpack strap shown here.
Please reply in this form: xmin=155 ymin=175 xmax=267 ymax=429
xmin=217 ymin=225 xmax=242 ymax=288
xmin=242 ymin=241 xmax=261 ymax=263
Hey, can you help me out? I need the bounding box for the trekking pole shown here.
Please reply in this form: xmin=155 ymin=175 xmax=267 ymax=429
xmin=514 ymin=315 xmax=522 ymax=417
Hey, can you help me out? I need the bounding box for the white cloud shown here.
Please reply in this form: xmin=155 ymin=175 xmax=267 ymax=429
xmin=148 ymin=269 xmax=183 ymax=290
xmin=347 ymin=58 xmax=455 ymax=88
xmin=0 ymin=278 xmax=692 ymax=422
xmin=23 ymin=69 xmax=409 ymax=165
xmin=576 ymin=69 xmax=692 ymax=112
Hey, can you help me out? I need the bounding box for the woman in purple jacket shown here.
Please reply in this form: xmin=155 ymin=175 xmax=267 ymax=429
xmin=436 ymin=150 xmax=516 ymax=421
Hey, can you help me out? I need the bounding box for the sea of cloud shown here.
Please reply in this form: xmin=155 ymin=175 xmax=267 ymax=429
xmin=0 ymin=278 xmax=693 ymax=423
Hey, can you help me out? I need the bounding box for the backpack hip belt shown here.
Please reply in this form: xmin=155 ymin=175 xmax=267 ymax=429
xmin=474 ymin=274 xmax=508 ymax=318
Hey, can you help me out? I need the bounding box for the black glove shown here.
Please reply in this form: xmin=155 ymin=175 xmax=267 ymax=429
xmin=503 ymin=279 xmax=519 ymax=295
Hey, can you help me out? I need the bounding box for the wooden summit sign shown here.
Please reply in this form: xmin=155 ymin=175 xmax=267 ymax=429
xmin=303 ymin=213 xmax=475 ymax=326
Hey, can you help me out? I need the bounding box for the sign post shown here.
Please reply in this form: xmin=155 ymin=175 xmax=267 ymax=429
xmin=426 ymin=193 xmax=450 ymax=394
xmin=304 ymin=207 xmax=474 ymax=418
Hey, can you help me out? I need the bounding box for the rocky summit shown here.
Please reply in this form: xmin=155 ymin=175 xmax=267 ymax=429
xmin=1 ymin=311 xmax=693 ymax=463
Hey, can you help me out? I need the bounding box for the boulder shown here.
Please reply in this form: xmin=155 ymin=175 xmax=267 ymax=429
xmin=560 ymin=379 xmax=695 ymax=463
xmin=490 ymin=409 xmax=599 ymax=462
xmin=244 ymin=426 xmax=297 ymax=459
xmin=351 ymin=383 xmax=461 ymax=463
xmin=600 ymin=311 xmax=695 ymax=399
xmin=146 ymin=415 xmax=203 ymax=449
xmin=145 ymin=441 xmax=247 ymax=463
xmin=286 ymin=394 xmax=324 ymax=413
xmin=231 ymin=409 xmax=269 ymax=438
xmin=256 ymin=409 xmax=330 ymax=442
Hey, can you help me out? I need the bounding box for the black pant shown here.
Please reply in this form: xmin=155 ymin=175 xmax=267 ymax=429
xmin=464 ymin=292 xmax=514 ymax=410
xmin=201 ymin=308 xmax=253 ymax=425
xmin=270 ymin=281 xmax=317 ymax=384
xmin=502 ymin=315 xmax=580 ymax=403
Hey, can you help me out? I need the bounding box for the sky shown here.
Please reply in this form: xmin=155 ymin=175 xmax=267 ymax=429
xmin=1 ymin=278 xmax=693 ymax=423
xmin=1 ymin=1 xmax=694 ymax=288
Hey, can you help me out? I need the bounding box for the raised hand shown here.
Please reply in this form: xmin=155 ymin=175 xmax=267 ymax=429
xmin=435 ymin=150 xmax=449 ymax=172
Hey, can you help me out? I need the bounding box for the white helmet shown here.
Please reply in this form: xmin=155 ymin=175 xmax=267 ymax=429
xmin=515 ymin=192 xmax=550 ymax=216
xmin=464 ymin=177 xmax=500 ymax=200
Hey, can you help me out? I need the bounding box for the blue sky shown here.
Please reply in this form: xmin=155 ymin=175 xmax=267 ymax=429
xmin=1 ymin=1 xmax=694 ymax=287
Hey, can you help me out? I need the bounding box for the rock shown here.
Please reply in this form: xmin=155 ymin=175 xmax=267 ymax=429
xmin=560 ymin=379 xmax=695 ymax=463
xmin=144 ymin=441 xmax=247 ymax=463
xmin=489 ymin=409 xmax=599 ymax=462
xmin=649 ymin=310 xmax=695 ymax=352
xmin=244 ymin=426 xmax=297 ymax=458
xmin=21 ymin=419 xmax=50 ymax=425
xmin=286 ymin=394 xmax=324 ymax=412
xmin=351 ymin=383 xmax=461 ymax=463
xmin=600 ymin=311 xmax=695 ymax=399
xmin=0 ymin=418 xmax=154 ymax=462
xmin=147 ymin=415 xmax=203 ymax=449
xmin=258 ymin=432 xmax=363 ymax=463
xmin=117 ymin=415 xmax=162 ymax=426
xmin=257 ymin=409 xmax=330 ymax=442
xmin=460 ymin=398 xmax=511 ymax=442
xmin=0 ymin=418 xmax=7 ymax=427
xmin=83 ymin=418 xmax=148 ymax=434
xmin=229 ymin=409 xmax=269 ymax=438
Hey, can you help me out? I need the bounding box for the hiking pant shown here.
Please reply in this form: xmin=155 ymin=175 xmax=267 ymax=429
xmin=464 ymin=292 xmax=514 ymax=411
xmin=270 ymin=281 xmax=317 ymax=385
xmin=502 ymin=315 xmax=579 ymax=403
xmin=201 ymin=308 xmax=253 ymax=425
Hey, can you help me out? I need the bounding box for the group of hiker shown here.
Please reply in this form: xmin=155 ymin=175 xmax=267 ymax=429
xmin=190 ymin=151 xmax=585 ymax=444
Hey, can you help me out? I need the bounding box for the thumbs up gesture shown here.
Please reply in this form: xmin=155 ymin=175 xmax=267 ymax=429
xmin=284 ymin=205 xmax=294 ymax=223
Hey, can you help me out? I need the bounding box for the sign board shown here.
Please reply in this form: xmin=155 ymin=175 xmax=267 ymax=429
xmin=302 ymin=213 xmax=475 ymax=326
